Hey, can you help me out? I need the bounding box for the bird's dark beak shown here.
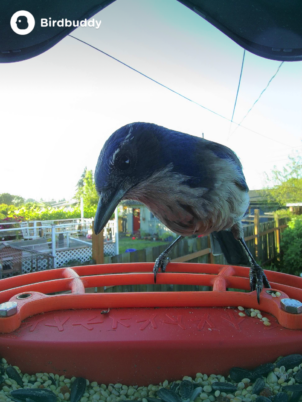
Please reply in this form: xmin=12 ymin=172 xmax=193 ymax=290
xmin=94 ymin=188 xmax=126 ymax=235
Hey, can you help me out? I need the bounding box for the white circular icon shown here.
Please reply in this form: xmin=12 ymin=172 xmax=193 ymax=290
xmin=10 ymin=11 xmax=35 ymax=35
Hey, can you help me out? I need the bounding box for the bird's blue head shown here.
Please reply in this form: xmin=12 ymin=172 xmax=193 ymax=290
xmin=94 ymin=122 xmax=164 ymax=234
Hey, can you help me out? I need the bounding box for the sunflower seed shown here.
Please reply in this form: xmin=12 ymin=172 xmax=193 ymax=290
xmin=70 ymin=377 xmax=86 ymax=402
xmin=157 ymin=388 xmax=181 ymax=402
xmin=212 ymin=382 xmax=237 ymax=392
xmin=251 ymin=364 xmax=275 ymax=381
xmin=295 ymin=369 xmax=302 ymax=383
xmin=276 ymin=355 xmax=302 ymax=370
xmin=255 ymin=397 xmax=271 ymax=402
xmin=6 ymin=366 xmax=23 ymax=387
xmin=190 ymin=387 xmax=202 ymax=401
xmin=230 ymin=368 xmax=252 ymax=382
xmin=179 ymin=380 xmax=194 ymax=400
xmin=282 ymin=385 xmax=302 ymax=393
xmin=10 ymin=388 xmax=57 ymax=402
xmin=253 ymin=378 xmax=266 ymax=395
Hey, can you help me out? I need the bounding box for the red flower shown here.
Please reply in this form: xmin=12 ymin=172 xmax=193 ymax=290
xmin=132 ymin=237 xmax=136 ymax=240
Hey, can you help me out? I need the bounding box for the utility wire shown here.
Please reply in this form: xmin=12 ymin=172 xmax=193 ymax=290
xmin=69 ymin=35 xmax=290 ymax=147
xmin=227 ymin=50 xmax=245 ymax=139
xmin=69 ymin=35 xmax=232 ymax=122
xmin=229 ymin=61 xmax=284 ymax=139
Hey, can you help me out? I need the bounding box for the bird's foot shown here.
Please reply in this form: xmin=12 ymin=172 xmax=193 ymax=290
xmin=249 ymin=263 xmax=271 ymax=303
xmin=153 ymin=253 xmax=171 ymax=283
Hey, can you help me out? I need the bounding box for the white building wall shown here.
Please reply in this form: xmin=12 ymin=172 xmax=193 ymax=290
xmin=140 ymin=207 xmax=150 ymax=234
xmin=126 ymin=212 xmax=133 ymax=233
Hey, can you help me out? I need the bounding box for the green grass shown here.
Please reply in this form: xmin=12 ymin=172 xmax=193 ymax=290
xmin=118 ymin=238 xmax=169 ymax=254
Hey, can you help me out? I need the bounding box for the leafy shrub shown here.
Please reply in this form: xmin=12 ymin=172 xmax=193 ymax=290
xmin=280 ymin=215 xmax=302 ymax=275
xmin=2 ymin=205 xmax=97 ymax=221
xmin=0 ymin=204 xmax=11 ymax=216
xmin=274 ymin=209 xmax=295 ymax=218
xmin=161 ymin=231 xmax=176 ymax=241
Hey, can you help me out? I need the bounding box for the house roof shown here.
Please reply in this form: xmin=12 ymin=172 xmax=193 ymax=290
xmin=121 ymin=200 xmax=145 ymax=208
xmin=0 ymin=242 xmax=23 ymax=252
xmin=49 ymin=199 xmax=78 ymax=209
xmin=0 ymin=241 xmax=49 ymax=256
xmin=248 ymin=190 xmax=268 ymax=202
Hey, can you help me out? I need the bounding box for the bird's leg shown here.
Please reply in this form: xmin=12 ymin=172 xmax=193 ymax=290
xmin=153 ymin=235 xmax=183 ymax=283
xmin=238 ymin=237 xmax=271 ymax=303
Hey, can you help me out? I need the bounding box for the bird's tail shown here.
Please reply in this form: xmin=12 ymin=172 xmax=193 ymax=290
xmin=210 ymin=231 xmax=250 ymax=266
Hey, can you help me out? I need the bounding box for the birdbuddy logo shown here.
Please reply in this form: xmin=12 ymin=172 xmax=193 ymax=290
xmin=10 ymin=11 xmax=35 ymax=35
xmin=41 ymin=18 xmax=102 ymax=29
xmin=10 ymin=11 xmax=102 ymax=35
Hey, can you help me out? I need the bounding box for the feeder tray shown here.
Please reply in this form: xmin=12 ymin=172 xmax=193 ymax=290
xmin=0 ymin=263 xmax=302 ymax=385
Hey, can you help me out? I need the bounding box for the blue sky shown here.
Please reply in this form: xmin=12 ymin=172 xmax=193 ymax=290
xmin=1 ymin=0 xmax=301 ymax=201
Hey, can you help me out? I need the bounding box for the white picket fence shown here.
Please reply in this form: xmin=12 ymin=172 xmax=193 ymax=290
xmin=56 ymin=246 xmax=93 ymax=267
xmin=0 ymin=215 xmax=119 ymax=270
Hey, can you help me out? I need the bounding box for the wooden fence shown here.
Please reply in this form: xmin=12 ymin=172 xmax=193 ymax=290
xmin=90 ymin=210 xmax=289 ymax=293
xmin=92 ymin=210 xmax=288 ymax=266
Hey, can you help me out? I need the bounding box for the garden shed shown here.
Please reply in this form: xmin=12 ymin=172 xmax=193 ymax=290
xmin=0 ymin=241 xmax=53 ymax=278
xmin=287 ymin=203 xmax=302 ymax=215
xmin=121 ymin=201 xmax=163 ymax=236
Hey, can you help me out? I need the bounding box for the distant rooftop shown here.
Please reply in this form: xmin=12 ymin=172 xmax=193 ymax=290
xmin=248 ymin=190 xmax=267 ymax=201
xmin=49 ymin=199 xmax=78 ymax=209
xmin=121 ymin=200 xmax=144 ymax=207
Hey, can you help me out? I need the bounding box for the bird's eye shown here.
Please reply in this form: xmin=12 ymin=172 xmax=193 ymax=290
xmin=115 ymin=153 xmax=132 ymax=170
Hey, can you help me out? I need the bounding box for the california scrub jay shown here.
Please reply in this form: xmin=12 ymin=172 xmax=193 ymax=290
xmin=94 ymin=122 xmax=270 ymax=302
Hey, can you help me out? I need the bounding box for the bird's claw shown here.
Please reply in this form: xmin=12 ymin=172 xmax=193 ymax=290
xmin=249 ymin=263 xmax=271 ymax=303
xmin=153 ymin=253 xmax=171 ymax=283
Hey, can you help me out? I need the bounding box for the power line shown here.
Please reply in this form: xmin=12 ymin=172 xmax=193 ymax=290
xmin=69 ymin=35 xmax=233 ymax=122
xmin=243 ymin=145 xmax=302 ymax=166
xmin=228 ymin=50 xmax=245 ymax=139
xmin=266 ymin=148 xmax=302 ymax=163
xmin=229 ymin=61 xmax=284 ymax=139
xmin=69 ymin=34 xmax=291 ymax=147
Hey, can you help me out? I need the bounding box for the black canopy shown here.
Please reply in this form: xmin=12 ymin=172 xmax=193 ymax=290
xmin=1 ymin=0 xmax=301 ymax=63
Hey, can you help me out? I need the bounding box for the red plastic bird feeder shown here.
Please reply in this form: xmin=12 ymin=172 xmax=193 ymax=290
xmin=0 ymin=263 xmax=302 ymax=385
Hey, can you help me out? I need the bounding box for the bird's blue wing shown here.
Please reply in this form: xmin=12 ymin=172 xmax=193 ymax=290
xmin=158 ymin=127 xmax=249 ymax=192
xmin=207 ymin=142 xmax=249 ymax=192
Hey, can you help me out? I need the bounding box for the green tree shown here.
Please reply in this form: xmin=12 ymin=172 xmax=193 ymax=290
xmin=75 ymin=167 xmax=87 ymax=201
xmin=280 ymin=216 xmax=302 ymax=275
xmin=82 ymin=170 xmax=99 ymax=206
xmin=0 ymin=204 xmax=10 ymax=217
xmin=265 ymin=153 xmax=302 ymax=206
xmin=12 ymin=195 xmax=25 ymax=206
xmin=75 ymin=169 xmax=98 ymax=206
xmin=0 ymin=193 xmax=14 ymax=205
xmin=0 ymin=193 xmax=25 ymax=206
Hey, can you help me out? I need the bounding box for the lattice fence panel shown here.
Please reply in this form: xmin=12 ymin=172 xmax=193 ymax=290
xmin=34 ymin=257 xmax=51 ymax=271
xmin=104 ymin=242 xmax=116 ymax=257
xmin=22 ymin=256 xmax=52 ymax=273
xmin=22 ymin=259 xmax=32 ymax=273
xmin=56 ymin=247 xmax=92 ymax=267
xmin=39 ymin=257 xmax=51 ymax=271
